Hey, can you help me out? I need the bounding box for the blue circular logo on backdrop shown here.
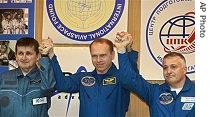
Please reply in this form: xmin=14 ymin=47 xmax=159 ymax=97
xmin=146 ymin=0 xmax=195 ymax=74
xmin=46 ymin=0 xmax=125 ymax=41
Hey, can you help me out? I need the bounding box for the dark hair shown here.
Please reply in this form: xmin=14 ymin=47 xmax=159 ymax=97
xmin=163 ymin=52 xmax=186 ymax=63
xmin=15 ymin=37 xmax=39 ymax=55
xmin=89 ymin=38 xmax=114 ymax=53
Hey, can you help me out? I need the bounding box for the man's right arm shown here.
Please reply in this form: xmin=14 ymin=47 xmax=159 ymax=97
xmin=40 ymin=37 xmax=80 ymax=93
xmin=118 ymin=51 xmax=152 ymax=103
xmin=114 ymin=34 xmax=152 ymax=103
xmin=50 ymin=55 xmax=80 ymax=93
xmin=115 ymin=31 xmax=139 ymax=73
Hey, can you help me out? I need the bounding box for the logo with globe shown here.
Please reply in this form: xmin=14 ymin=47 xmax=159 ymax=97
xmin=46 ymin=0 xmax=125 ymax=41
xmin=66 ymin=0 xmax=103 ymax=29
xmin=159 ymin=12 xmax=195 ymax=54
xmin=146 ymin=0 xmax=195 ymax=74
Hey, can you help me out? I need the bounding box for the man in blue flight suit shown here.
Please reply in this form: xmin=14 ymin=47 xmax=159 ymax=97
xmin=0 ymin=37 xmax=56 ymax=117
xmin=115 ymin=37 xmax=195 ymax=117
xmin=41 ymin=31 xmax=138 ymax=117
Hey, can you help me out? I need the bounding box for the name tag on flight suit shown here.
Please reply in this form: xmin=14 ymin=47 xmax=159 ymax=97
xmin=32 ymin=97 xmax=47 ymax=105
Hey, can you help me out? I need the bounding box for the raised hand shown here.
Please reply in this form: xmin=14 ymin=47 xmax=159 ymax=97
xmin=114 ymin=31 xmax=133 ymax=53
xmin=39 ymin=37 xmax=54 ymax=59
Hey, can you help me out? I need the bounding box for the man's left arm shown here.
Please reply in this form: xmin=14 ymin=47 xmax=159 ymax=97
xmin=38 ymin=56 xmax=56 ymax=91
xmin=127 ymin=50 xmax=139 ymax=74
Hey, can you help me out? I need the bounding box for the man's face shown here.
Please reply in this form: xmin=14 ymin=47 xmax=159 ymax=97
xmin=90 ymin=42 xmax=115 ymax=74
xmin=162 ymin=56 xmax=187 ymax=87
xmin=15 ymin=46 xmax=39 ymax=73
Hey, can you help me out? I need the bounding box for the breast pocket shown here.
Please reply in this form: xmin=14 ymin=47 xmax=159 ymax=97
xmin=25 ymin=87 xmax=49 ymax=117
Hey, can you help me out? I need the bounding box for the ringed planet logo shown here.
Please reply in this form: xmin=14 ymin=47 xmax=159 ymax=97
xmin=46 ymin=0 xmax=125 ymax=41
xmin=146 ymin=0 xmax=195 ymax=74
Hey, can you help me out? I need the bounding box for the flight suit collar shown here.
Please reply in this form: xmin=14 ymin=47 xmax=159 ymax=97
xmin=91 ymin=62 xmax=118 ymax=76
xmin=16 ymin=66 xmax=40 ymax=83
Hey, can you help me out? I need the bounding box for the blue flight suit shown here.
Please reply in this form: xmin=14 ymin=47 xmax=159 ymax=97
xmin=0 ymin=57 xmax=56 ymax=117
xmin=50 ymin=51 xmax=138 ymax=117
xmin=118 ymin=52 xmax=195 ymax=117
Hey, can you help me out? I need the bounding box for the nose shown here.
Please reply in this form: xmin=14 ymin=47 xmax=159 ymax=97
xmin=21 ymin=54 xmax=27 ymax=60
xmin=166 ymin=67 xmax=173 ymax=74
xmin=96 ymin=56 xmax=101 ymax=62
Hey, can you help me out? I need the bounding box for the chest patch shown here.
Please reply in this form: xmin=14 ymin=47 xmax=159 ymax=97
xmin=30 ymin=79 xmax=41 ymax=85
xmin=4 ymin=80 xmax=17 ymax=85
xmin=159 ymin=92 xmax=173 ymax=105
xmin=103 ymin=77 xmax=116 ymax=85
xmin=181 ymin=97 xmax=195 ymax=102
xmin=182 ymin=103 xmax=194 ymax=110
xmin=81 ymin=76 xmax=95 ymax=86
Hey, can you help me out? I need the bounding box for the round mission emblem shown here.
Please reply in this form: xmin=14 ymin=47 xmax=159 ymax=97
xmin=46 ymin=0 xmax=125 ymax=41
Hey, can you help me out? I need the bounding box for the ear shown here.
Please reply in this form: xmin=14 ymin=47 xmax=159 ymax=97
xmin=183 ymin=66 xmax=187 ymax=74
xmin=112 ymin=50 xmax=115 ymax=60
xmin=37 ymin=53 xmax=41 ymax=60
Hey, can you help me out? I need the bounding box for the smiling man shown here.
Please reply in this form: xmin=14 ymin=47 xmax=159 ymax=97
xmin=115 ymin=37 xmax=195 ymax=117
xmin=0 ymin=37 xmax=55 ymax=117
